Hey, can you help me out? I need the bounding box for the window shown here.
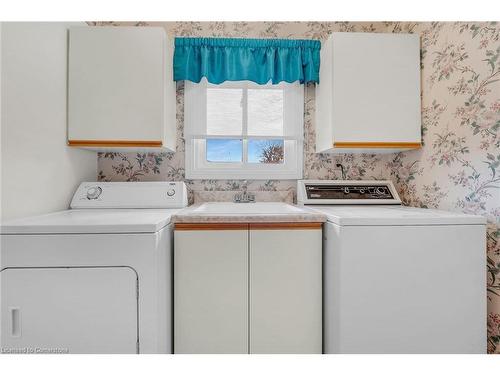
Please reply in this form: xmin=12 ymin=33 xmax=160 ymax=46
xmin=184 ymin=79 xmax=304 ymax=179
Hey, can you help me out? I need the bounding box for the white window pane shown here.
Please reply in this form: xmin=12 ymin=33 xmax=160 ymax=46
xmin=206 ymin=139 xmax=242 ymax=163
xmin=248 ymin=89 xmax=284 ymax=136
xmin=207 ymin=88 xmax=243 ymax=135
xmin=248 ymin=139 xmax=284 ymax=164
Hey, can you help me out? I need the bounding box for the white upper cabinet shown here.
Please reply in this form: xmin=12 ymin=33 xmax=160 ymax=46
xmin=316 ymin=32 xmax=421 ymax=153
xmin=68 ymin=26 xmax=176 ymax=151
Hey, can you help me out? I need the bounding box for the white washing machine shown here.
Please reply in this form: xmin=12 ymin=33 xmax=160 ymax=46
xmin=0 ymin=181 xmax=187 ymax=354
xmin=298 ymin=180 xmax=487 ymax=354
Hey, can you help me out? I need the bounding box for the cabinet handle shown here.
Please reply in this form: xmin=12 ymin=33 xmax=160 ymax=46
xmin=10 ymin=307 xmax=21 ymax=337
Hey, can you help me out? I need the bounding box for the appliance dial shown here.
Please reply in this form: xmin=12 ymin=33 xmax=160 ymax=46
xmin=167 ymin=189 xmax=176 ymax=197
xmin=86 ymin=186 xmax=102 ymax=200
xmin=376 ymin=187 xmax=385 ymax=195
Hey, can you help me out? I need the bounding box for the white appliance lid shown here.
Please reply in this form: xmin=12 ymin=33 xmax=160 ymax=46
xmin=0 ymin=209 xmax=183 ymax=234
xmin=309 ymin=205 xmax=486 ymax=226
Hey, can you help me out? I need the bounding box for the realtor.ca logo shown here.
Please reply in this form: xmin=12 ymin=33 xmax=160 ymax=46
xmin=1 ymin=347 xmax=69 ymax=354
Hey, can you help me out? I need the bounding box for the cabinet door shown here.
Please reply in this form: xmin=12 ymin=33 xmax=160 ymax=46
xmin=249 ymin=228 xmax=322 ymax=353
xmin=332 ymin=33 xmax=421 ymax=146
xmin=0 ymin=267 xmax=138 ymax=354
xmin=316 ymin=32 xmax=421 ymax=153
xmin=68 ymin=26 xmax=175 ymax=150
xmin=174 ymin=229 xmax=248 ymax=353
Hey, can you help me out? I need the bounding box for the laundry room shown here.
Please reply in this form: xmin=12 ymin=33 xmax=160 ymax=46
xmin=0 ymin=0 xmax=499 ymax=373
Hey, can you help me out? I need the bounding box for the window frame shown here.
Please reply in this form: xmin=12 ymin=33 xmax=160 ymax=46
xmin=184 ymin=79 xmax=304 ymax=180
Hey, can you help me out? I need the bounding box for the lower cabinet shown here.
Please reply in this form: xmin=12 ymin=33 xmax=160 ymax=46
xmin=174 ymin=229 xmax=248 ymax=354
xmin=249 ymin=228 xmax=322 ymax=353
xmin=174 ymin=223 xmax=322 ymax=354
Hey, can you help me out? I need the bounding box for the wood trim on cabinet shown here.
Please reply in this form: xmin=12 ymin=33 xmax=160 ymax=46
xmin=68 ymin=140 xmax=163 ymax=148
xmin=333 ymin=142 xmax=421 ymax=149
xmin=249 ymin=222 xmax=323 ymax=230
xmin=175 ymin=223 xmax=249 ymax=231
xmin=175 ymin=222 xmax=323 ymax=231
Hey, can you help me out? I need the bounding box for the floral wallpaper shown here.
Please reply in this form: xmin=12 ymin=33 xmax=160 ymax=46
xmin=94 ymin=21 xmax=500 ymax=353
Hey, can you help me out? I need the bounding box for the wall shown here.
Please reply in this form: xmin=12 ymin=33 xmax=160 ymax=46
xmin=94 ymin=21 xmax=500 ymax=353
xmin=1 ymin=22 xmax=96 ymax=220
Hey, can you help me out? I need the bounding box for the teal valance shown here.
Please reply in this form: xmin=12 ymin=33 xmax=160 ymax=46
xmin=173 ymin=37 xmax=321 ymax=84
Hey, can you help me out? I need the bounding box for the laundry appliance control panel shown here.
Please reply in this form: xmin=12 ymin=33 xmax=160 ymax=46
xmin=297 ymin=180 xmax=401 ymax=205
xmin=70 ymin=181 xmax=188 ymax=209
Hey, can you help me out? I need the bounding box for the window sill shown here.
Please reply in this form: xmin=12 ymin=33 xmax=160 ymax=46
xmin=185 ymin=169 xmax=303 ymax=180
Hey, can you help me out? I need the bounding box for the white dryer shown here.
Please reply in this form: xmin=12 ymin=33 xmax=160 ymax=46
xmin=298 ymin=180 xmax=487 ymax=354
xmin=1 ymin=181 xmax=187 ymax=354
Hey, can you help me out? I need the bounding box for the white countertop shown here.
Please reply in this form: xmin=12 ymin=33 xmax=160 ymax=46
xmin=172 ymin=202 xmax=326 ymax=223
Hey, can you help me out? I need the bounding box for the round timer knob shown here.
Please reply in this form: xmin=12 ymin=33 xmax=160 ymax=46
xmin=167 ymin=189 xmax=176 ymax=197
xmin=86 ymin=186 xmax=102 ymax=200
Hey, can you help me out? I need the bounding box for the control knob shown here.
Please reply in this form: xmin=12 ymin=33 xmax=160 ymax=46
xmin=167 ymin=189 xmax=176 ymax=197
xmin=86 ymin=186 xmax=102 ymax=200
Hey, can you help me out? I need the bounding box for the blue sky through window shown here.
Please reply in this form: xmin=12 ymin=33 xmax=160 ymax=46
xmin=206 ymin=139 xmax=284 ymax=164
xmin=206 ymin=139 xmax=242 ymax=162
xmin=248 ymin=140 xmax=284 ymax=163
